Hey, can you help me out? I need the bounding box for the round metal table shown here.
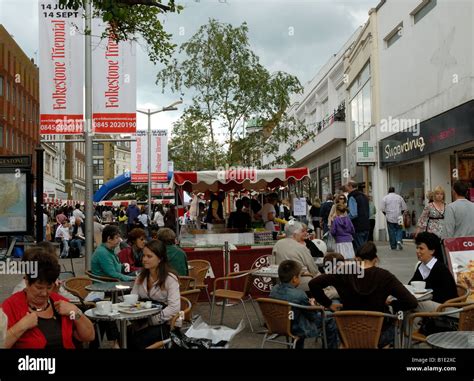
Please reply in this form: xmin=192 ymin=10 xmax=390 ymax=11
xmin=426 ymin=331 xmax=474 ymax=349
xmin=85 ymin=305 xmax=162 ymax=349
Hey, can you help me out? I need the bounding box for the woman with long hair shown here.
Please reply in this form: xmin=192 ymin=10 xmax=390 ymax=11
xmin=128 ymin=240 xmax=180 ymax=349
xmin=415 ymin=186 xmax=446 ymax=238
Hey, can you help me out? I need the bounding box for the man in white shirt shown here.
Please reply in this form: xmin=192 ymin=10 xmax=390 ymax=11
xmin=381 ymin=187 xmax=407 ymax=250
xmin=72 ymin=203 xmax=85 ymax=223
xmin=260 ymin=193 xmax=279 ymax=232
xmin=442 ymin=181 xmax=474 ymax=238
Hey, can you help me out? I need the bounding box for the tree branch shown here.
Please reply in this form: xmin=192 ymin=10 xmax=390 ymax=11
xmin=117 ymin=0 xmax=171 ymax=11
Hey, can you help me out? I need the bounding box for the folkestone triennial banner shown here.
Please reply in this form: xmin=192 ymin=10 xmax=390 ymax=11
xmin=92 ymin=19 xmax=136 ymax=134
xmin=131 ymin=129 xmax=168 ymax=183
xmin=39 ymin=0 xmax=84 ymax=134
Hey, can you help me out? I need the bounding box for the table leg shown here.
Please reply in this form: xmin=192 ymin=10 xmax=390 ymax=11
xmin=120 ymin=320 xmax=128 ymax=349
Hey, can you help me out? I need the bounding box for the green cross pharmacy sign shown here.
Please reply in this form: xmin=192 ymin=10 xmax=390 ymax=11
xmin=356 ymin=141 xmax=376 ymax=165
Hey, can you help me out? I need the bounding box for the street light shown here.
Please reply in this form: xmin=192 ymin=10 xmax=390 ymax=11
xmin=137 ymin=100 xmax=182 ymax=221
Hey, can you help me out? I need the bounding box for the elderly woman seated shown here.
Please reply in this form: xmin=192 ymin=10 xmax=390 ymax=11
xmin=272 ymin=220 xmax=319 ymax=291
xmin=2 ymin=248 xmax=95 ymax=348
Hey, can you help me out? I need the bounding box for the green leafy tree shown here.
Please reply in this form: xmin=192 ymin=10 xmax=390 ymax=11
xmin=168 ymin=108 xmax=225 ymax=171
xmin=60 ymin=0 xmax=182 ymax=63
xmin=157 ymin=19 xmax=310 ymax=167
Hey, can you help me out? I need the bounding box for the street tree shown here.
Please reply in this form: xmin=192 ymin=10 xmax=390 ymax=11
xmin=60 ymin=0 xmax=182 ymax=63
xmin=156 ymin=19 xmax=311 ymax=167
xmin=168 ymin=108 xmax=225 ymax=171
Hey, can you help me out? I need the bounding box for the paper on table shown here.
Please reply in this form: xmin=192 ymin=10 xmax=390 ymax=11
xmin=84 ymin=292 xmax=105 ymax=302
xmin=185 ymin=316 xmax=245 ymax=345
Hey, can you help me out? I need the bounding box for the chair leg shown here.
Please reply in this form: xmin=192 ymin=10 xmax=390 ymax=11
xmin=220 ymin=298 xmax=226 ymax=325
xmin=209 ymin=295 xmax=216 ymax=325
xmin=261 ymin=333 xmax=268 ymax=349
xmin=241 ymin=300 xmax=254 ymax=332
xmin=249 ymin=297 xmax=263 ymax=327
xmin=204 ymin=286 xmax=212 ymax=307
xmin=292 ymin=338 xmax=297 ymax=349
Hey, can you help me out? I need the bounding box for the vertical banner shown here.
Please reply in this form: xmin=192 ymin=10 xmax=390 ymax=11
xmin=39 ymin=0 xmax=84 ymax=134
xmin=131 ymin=130 xmax=147 ymax=182
xmin=151 ymin=129 xmax=168 ymax=182
xmin=92 ymin=19 xmax=136 ymax=133
xmin=130 ymin=129 xmax=168 ymax=183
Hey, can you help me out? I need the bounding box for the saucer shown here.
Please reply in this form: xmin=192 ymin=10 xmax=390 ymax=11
xmin=413 ymin=289 xmax=428 ymax=294
xmin=95 ymin=310 xmax=120 ymax=316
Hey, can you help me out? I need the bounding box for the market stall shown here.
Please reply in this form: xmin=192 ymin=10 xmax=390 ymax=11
xmin=172 ymin=168 xmax=309 ymax=298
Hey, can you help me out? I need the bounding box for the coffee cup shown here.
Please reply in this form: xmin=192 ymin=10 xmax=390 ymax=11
xmin=96 ymin=301 xmax=112 ymax=315
xmin=111 ymin=304 xmax=119 ymax=313
xmin=144 ymin=301 xmax=152 ymax=309
xmin=123 ymin=294 xmax=138 ymax=306
xmin=410 ymin=281 xmax=426 ymax=292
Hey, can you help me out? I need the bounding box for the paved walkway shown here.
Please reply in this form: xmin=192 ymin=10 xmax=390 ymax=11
xmin=0 ymin=241 xmax=419 ymax=348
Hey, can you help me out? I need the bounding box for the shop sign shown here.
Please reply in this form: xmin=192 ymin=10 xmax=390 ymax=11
xmin=380 ymin=100 xmax=474 ymax=167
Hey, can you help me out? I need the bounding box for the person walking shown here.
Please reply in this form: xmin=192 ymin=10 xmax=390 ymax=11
xmin=442 ymin=181 xmax=474 ymax=238
xmin=415 ymin=186 xmax=446 ymax=238
xmin=381 ymin=187 xmax=407 ymax=250
xmin=346 ymin=181 xmax=370 ymax=252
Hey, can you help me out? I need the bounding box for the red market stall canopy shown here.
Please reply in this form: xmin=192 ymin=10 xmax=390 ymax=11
xmin=172 ymin=168 xmax=309 ymax=192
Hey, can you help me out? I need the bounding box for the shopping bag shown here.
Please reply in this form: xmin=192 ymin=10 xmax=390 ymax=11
xmin=323 ymin=232 xmax=336 ymax=252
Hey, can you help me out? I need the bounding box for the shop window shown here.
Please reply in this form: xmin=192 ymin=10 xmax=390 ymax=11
xmin=331 ymin=159 xmax=342 ymax=194
xmin=411 ymin=0 xmax=437 ymax=24
xmin=310 ymin=169 xmax=318 ymax=201
xmin=0 ymin=124 xmax=3 ymax=146
xmin=319 ymin=164 xmax=330 ymax=199
xmin=349 ymin=63 xmax=372 ymax=140
xmin=0 ymin=75 xmax=3 ymax=97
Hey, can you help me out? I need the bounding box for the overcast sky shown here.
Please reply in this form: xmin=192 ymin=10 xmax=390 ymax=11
xmin=0 ymin=0 xmax=379 ymax=132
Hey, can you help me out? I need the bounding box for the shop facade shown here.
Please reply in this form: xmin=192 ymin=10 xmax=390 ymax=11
xmin=379 ymin=100 xmax=474 ymax=238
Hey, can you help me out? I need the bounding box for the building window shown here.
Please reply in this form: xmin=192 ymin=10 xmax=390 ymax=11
xmin=309 ymin=169 xmax=318 ymax=201
xmin=11 ymin=130 xmax=14 ymax=152
xmin=0 ymin=76 xmax=3 ymax=97
xmin=349 ymin=62 xmax=372 ymax=139
xmin=93 ymin=159 xmax=104 ymax=176
xmin=331 ymin=158 xmax=342 ymax=194
xmin=384 ymin=22 xmax=403 ymax=49
xmin=318 ymin=164 xmax=330 ymax=200
xmin=93 ymin=142 xmax=104 ymax=157
xmin=0 ymin=124 xmax=3 ymax=146
xmin=411 ymin=0 xmax=437 ymax=24
xmin=93 ymin=178 xmax=104 ymax=192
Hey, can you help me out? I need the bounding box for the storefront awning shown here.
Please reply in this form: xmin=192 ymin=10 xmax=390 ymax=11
xmin=172 ymin=168 xmax=309 ymax=192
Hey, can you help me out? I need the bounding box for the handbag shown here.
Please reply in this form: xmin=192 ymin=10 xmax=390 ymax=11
xmin=323 ymin=231 xmax=336 ymax=252
xmin=419 ymin=316 xmax=458 ymax=336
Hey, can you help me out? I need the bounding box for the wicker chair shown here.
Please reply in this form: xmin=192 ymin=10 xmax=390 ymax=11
xmin=256 ymin=298 xmax=327 ymax=349
xmin=146 ymin=296 xmax=192 ymax=349
xmin=85 ymin=270 xmax=120 ymax=282
xmin=178 ymin=276 xmax=196 ymax=292
xmin=445 ymin=284 xmax=470 ymax=304
xmin=63 ymin=277 xmax=95 ymax=310
xmin=188 ymin=260 xmax=212 ymax=304
xmin=181 ymin=289 xmax=201 ymax=322
xmin=209 ymin=269 xmax=262 ymax=332
xmin=406 ymin=302 xmax=474 ymax=348
xmin=334 ymin=310 xmax=401 ymax=348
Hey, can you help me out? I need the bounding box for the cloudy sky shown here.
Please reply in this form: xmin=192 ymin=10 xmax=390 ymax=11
xmin=0 ymin=0 xmax=379 ymax=132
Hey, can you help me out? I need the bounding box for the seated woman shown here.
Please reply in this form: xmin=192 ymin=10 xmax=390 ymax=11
xmin=2 ymin=249 xmax=95 ymax=348
xmin=91 ymin=225 xmax=135 ymax=281
xmin=157 ymin=228 xmax=189 ymax=276
xmin=309 ymin=242 xmax=417 ymax=348
xmin=118 ymin=228 xmax=146 ymax=274
xmin=409 ymin=232 xmax=457 ymax=311
xmin=128 ymin=240 xmax=180 ymax=349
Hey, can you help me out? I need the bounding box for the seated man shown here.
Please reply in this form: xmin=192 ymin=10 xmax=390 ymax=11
xmin=70 ymin=217 xmax=86 ymax=257
xmin=270 ymin=260 xmax=338 ymax=348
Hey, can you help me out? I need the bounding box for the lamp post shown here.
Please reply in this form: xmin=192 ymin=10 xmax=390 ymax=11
xmin=137 ymin=100 xmax=182 ymax=221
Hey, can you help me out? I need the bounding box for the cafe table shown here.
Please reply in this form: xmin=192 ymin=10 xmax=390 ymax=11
xmin=85 ymin=304 xmax=162 ymax=349
xmin=426 ymin=331 xmax=474 ymax=349
xmin=85 ymin=281 xmax=134 ymax=303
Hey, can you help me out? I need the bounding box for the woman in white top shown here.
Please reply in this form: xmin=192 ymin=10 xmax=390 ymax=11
xmin=128 ymin=240 xmax=180 ymax=349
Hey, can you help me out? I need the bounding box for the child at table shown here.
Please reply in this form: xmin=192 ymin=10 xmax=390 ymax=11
xmin=269 ymin=260 xmax=338 ymax=348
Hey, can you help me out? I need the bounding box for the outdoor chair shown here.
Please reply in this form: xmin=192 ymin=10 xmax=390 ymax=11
xmin=62 ymin=277 xmax=95 ymax=310
xmin=85 ymin=270 xmax=120 ymax=282
xmin=178 ymin=276 xmax=196 ymax=292
xmin=405 ymin=302 xmax=474 ymax=348
xmin=188 ymin=259 xmax=212 ymax=305
xmin=445 ymin=284 xmax=470 ymax=304
xmin=146 ymin=296 xmax=192 ymax=349
xmin=209 ymin=269 xmax=262 ymax=332
xmin=181 ymin=289 xmax=201 ymax=322
xmin=256 ymin=297 xmax=327 ymax=349
xmin=334 ymin=310 xmax=401 ymax=348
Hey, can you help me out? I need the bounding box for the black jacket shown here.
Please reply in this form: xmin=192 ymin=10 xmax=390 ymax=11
xmin=348 ymin=190 xmax=370 ymax=232
xmin=409 ymin=259 xmax=458 ymax=304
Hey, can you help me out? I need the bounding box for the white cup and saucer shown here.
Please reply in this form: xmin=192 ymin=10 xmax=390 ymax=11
xmin=122 ymin=294 xmax=139 ymax=307
xmin=95 ymin=301 xmax=113 ymax=316
xmin=410 ymin=281 xmax=427 ymax=293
